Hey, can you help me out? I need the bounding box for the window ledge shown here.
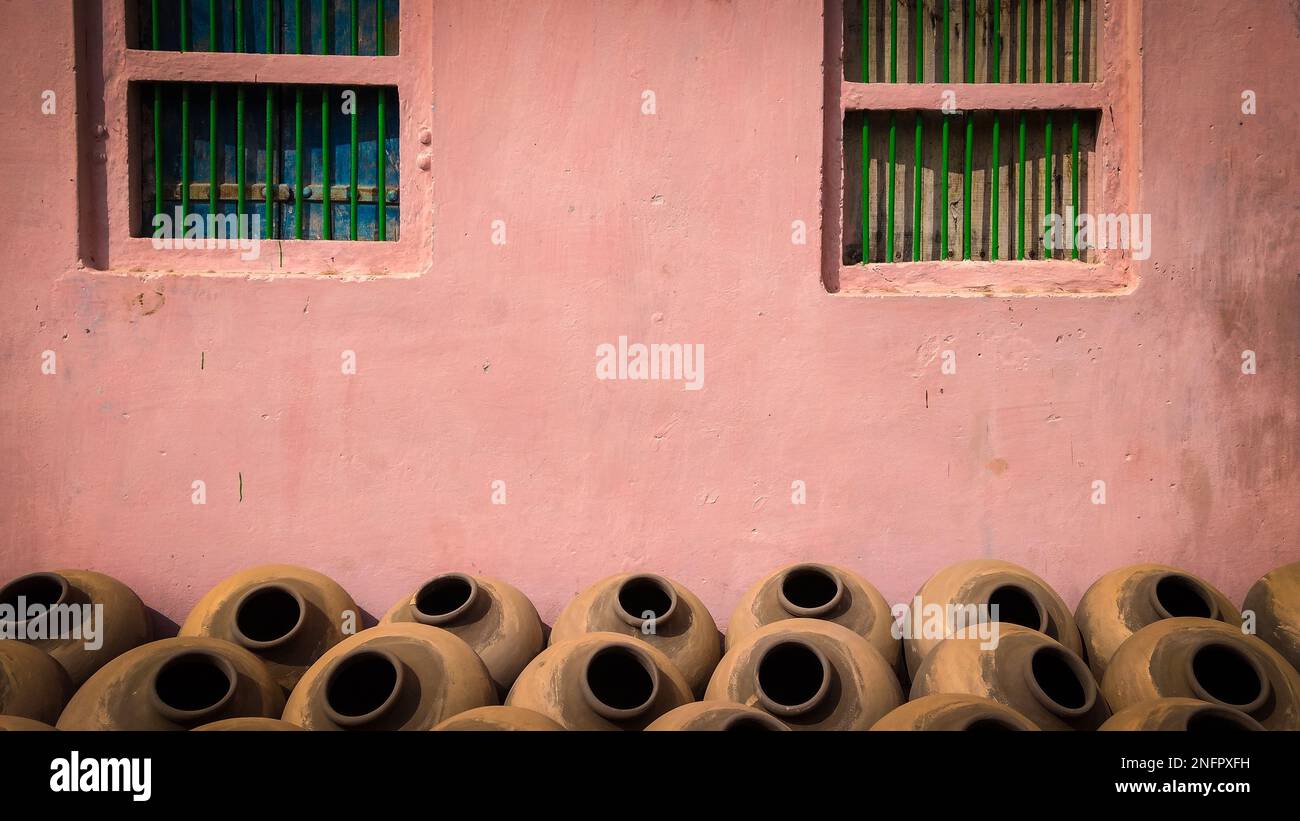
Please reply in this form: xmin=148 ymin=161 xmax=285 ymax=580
xmin=831 ymin=259 xmax=1135 ymax=298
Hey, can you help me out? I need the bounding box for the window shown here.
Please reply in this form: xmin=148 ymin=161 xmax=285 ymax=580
xmin=78 ymin=0 xmax=433 ymax=276
xmin=823 ymin=1 xmax=1141 ymax=295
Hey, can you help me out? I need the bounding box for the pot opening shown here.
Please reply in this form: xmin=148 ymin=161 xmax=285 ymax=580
xmin=234 ymin=584 xmax=304 ymax=647
xmin=152 ymin=651 xmax=236 ymax=720
xmin=413 ymin=575 xmax=477 ymax=624
xmin=987 ymin=585 xmax=1045 ymax=631
xmin=324 ymin=649 xmax=402 ymax=725
xmin=755 ymin=640 xmax=831 ymax=717
xmin=583 ymin=645 xmax=659 ymax=719
xmin=963 ymin=717 xmax=1023 ymax=732
xmin=721 ymin=713 xmax=787 ymax=731
xmin=1153 ymin=575 xmax=1215 ymax=619
xmin=0 ymin=573 xmax=69 ymax=623
xmin=615 ymin=575 xmax=677 ymax=627
xmin=778 ymin=565 xmax=843 ymax=617
xmin=1185 ymin=707 xmax=1259 ymax=732
xmin=1028 ymin=646 xmax=1094 ymax=716
xmin=1189 ymin=643 xmax=1267 ymax=711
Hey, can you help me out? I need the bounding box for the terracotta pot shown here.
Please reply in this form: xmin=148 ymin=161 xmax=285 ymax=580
xmin=1243 ymin=561 xmax=1300 ymax=673
xmin=1100 ymin=617 xmax=1300 ymax=730
xmin=0 ymin=640 xmax=73 ymax=724
xmin=0 ymin=716 xmax=56 ymax=731
xmin=432 ymin=706 xmax=563 ymax=731
xmin=726 ymin=563 xmax=901 ymax=675
xmin=705 ymin=619 xmax=903 ymax=730
xmin=870 ymin=694 xmax=1040 ymax=731
xmin=1100 ymin=697 xmax=1265 ymax=731
xmin=179 ymin=564 xmax=358 ymax=693
xmin=0 ymin=569 xmax=152 ymax=687
xmin=549 ymin=573 xmax=721 ymax=697
xmin=506 ymin=632 xmax=693 ymax=730
xmin=903 ymin=559 xmax=1083 ymax=677
xmin=192 ymin=717 xmax=303 ymax=731
xmin=56 ymin=637 xmax=284 ymax=730
xmin=910 ymin=624 xmax=1110 ymax=730
xmin=283 ymin=622 xmax=496 ymax=730
xmin=382 ymin=573 xmax=545 ymax=695
xmin=645 ymin=701 xmax=790 ymax=731
xmin=1075 ymin=563 xmax=1240 ymax=680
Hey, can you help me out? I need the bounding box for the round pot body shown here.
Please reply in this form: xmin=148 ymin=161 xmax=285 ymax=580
xmin=432 ymin=706 xmax=563 ymax=731
xmin=283 ymin=622 xmax=496 ymax=731
xmin=506 ymin=632 xmax=693 ymax=730
xmin=0 ymin=716 xmax=56 ymax=731
xmin=910 ymin=624 xmax=1110 ymax=730
xmin=192 ymin=717 xmax=303 ymax=731
xmin=57 ymin=637 xmax=284 ymax=730
xmin=645 ymin=701 xmax=790 ymax=731
xmin=1100 ymin=617 xmax=1300 ymax=730
xmin=870 ymin=694 xmax=1040 ymax=731
xmin=726 ymin=563 xmax=901 ymax=674
xmin=0 ymin=640 xmax=73 ymax=724
xmin=0 ymin=639 xmax=72 ymax=722
xmin=180 ymin=564 xmax=358 ymax=693
xmin=549 ymin=573 xmax=721 ymax=697
xmin=0 ymin=569 xmax=152 ymax=687
xmin=1243 ymin=561 xmax=1300 ymax=673
xmin=382 ymin=573 xmax=545 ymax=695
xmin=1075 ymin=563 xmax=1240 ymax=680
xmin=705 ymin=619 xmax=903 ymax=731
xmin=904 ymin=559 xmax=1083 ymax=677
xmin=1100 ymin=698 xmax=1265 ymax=731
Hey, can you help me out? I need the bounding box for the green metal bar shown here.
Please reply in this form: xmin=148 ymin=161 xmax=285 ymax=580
xmin=322 ymin=1 xmax=332 ymax=240
xmin=991 ymin=0 xmax=1000 ymax=259
xmin=1016 ymin=0 xmax=1026 ymax=259
xmin=962 ymin=0 xmax=974 ymax=259
xmin=886 ymin=0 xmax=897 ymax=261
xmin=294 ymin=1 xmax=304 ymax=239
xmin=1071 ymin=0 xmax=1081 ymax=259
xmin=265 ymin=2 xmax=275 ymax=239
xmin=350 ymin=0 xmax=360 ymax=240
xmin=236 ymin=1 xmax=246 ymax=238
xmin=912 ymin=0 xmax=922 ymax=261
xmin=940 ymin=0 xmax=949 ymax=259
xmin=151 ymin=2 xmax=161 ymax=223
xmin=1045 ymin=0 xmax=1054 ymax=259
xmin=377 ymin=0 xmax=387 ymax=240
xmin=181 ymin=3 xmax=190 ymax=223
xmin=209 ymin=1 xmax=219 ymax=225
xmin=861 ymin=0 xmax=868 ymax=264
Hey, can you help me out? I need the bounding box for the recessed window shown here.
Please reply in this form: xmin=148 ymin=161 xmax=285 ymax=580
xmin=135 ymin=0 xmax=400 ymax=55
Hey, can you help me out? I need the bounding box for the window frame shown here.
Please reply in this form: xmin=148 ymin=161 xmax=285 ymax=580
xmin=822 ymin=0 xmax=1142 ymax=297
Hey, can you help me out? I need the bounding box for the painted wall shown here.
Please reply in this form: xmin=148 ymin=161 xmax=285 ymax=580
xmin=1 ymin=1 xmax=1296 ymax=630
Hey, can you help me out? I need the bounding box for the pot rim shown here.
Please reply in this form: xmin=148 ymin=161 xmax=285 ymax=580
xmin=1149 ymin=571 xmax=1220 ymax=621
xmin=613 ymin=574 xmax=679 ymax=631
xmin=1184 ymin=640 xmax=1272 ymax=715
xmin=410 ymin=573 xmax=480 ymax=627
xmin=754 ymin=637 xmax=833 ymax=718
xmin=231 ymin=582 xmax=308 ymax=650
xmin=777 ymin=564 xmax=845 ymax=619
xmin=580 ymin=642 xmax=662 ymax=721
xmin=149 ymin=649 xmax=239 ymax=725
xmin=1022 ymin=644 xmax=1098 ymax=719
xmin=322 ymin=647 xmax=407 ymax=728
xmin=983 ymin=582 xmax=1049 ymax=634
xmin=718 ymin=710 xmax=790 ymax=731
xmin=0 ymin=571 xmax=71 ymax=627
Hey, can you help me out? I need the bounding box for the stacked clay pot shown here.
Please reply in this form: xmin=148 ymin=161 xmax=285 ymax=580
xmin=283 ymin=622 xmax=496 ymax=730
xmin=646 ymin=701 xmax=790 ymax=731
xmin=705 ymin=619 xmax=903 ymax=730
xmin=910 ymin=624 xmax=1110 ymax=730
xmin=180 ymin=565 xmax=358 ymax=693
xmin=904 ymin=560 xmax=1083 ymax=677
xmin=193 ymin=717 xmax=303 ymax=731
xmin=0 ymin=716 xmax=57 ymax=731
xmin=870 ymin=694 xmax=1040 ymax=731
xmin=57 ymin=637 xmax=284 ymax=730
xmin=0 ymin=640 xmax=73 ymax=724
xmin=726 ymin=562 xmax=901 ymax=675
xmin=507 ymin=632 xmax=693 ymax=730
xmin=1243 ymin=561 xmax=1300 ymax=673
xmin=0 ymin=569 xmax=152 ymax=686
xmin=549 ymin=573 xmax=721 ymax=697
xmin=1100 ymin=617 xmax=1300 ymax=730
xmin=432 ymin=706 xmax=563 ymax=731
xmin=382 ymin=573 xmax=545 ymax=695
xmin=1100 ymin=698 xmax=1265 ymax=731
xmin=1075 ymin=563 xmax=1240 ymax=679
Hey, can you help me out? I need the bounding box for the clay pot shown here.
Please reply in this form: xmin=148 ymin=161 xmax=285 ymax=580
xmin=283 ymin=622 xmax=496 ymax=730
xmin=0 ymin=640 xmax=72 ymax=724
xmin=549 ymin=573 xmax=721 ymax=696
xmin=726 ymin=563 xmax=901 ymax=674
xmin=0 ymin=569 xmax=152 ymax=687
xmin=870 ymin=694 xmax=1040 ymax=731
xmin=646 ymin=701 xmax=790 ymax=731
xmin=1100 ymin=698 xmax=1265 ymax=731
xmin=193 ymin=717 xmax=303 ymax=731
xmin=1243 ymin=561 xmax=1300 ymax=673
xmin=432 ymin=706 xmax=563 ymax=731
xmin=0 ymin=716 xmax=56 ymax=731
xmin=705 ymin=619 xmax=903 ymax=730
xmin=1075 ymin=563 xmax=1240 ymax=680
xmin=910 ymin=624 xmax=1110 ymax=730
xmin=903 ymin=559 xmax=1083 ymax=677
xmin=1100 ymin=617 xmax=1300 ymax=730
xmin=506 ymin=632 xmax=693 ymax=730
xmin=56 ymin=637 xmax=284 ymax=730
xmin=382 ymin=573 xmax=545 ymax=695
xmin=180 ymin=564 xmax=359 ymax=693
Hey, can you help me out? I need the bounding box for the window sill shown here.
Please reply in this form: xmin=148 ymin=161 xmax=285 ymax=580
xmin=829 ymin=259 xmax=1135 ymax=298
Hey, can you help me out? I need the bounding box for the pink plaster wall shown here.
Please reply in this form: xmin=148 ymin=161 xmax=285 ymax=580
xmin=1 ymin=1 xmax=1297 ymax=629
